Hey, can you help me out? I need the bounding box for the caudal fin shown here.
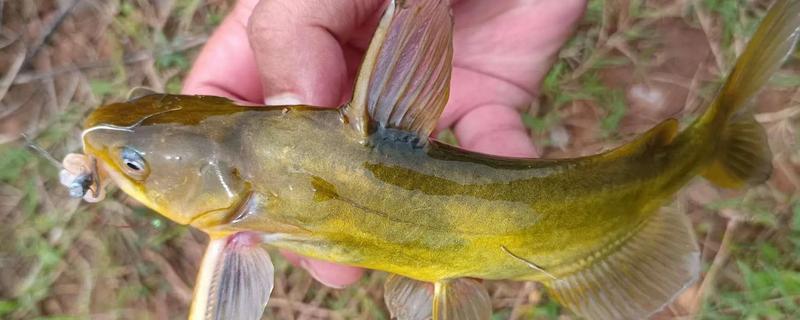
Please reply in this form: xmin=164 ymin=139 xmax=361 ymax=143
xmin=702 ymin=115 xmax=773 ymax=188
xmin=698 ymin=0 xmax=800 ymax=188
xmin=707 ymin=0 xmax=800 ymax=120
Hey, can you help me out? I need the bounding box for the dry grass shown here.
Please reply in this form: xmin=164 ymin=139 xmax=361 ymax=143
xmin=1 ymin=0 xmax=798 ymax=319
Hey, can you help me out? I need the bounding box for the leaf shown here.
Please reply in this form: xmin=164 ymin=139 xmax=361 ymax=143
xmin=0 ymin=184 xmax=23 ymax=218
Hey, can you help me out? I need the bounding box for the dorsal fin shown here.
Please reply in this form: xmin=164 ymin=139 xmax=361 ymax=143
xmin=344 ymin=0 xmax=453 ymax=144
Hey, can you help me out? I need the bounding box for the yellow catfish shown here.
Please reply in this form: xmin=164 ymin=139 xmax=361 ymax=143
xmin=60 ymin=0 xmax=800 ymax=319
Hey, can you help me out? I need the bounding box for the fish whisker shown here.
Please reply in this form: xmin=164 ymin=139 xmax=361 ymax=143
xmin=501 ymin=245 xmax=559 ymax=281
xmin=80 ymin=106 xmax=182 ymax=146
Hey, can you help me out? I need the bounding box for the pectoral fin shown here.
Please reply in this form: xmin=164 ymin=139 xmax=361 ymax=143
xmin=345 ymin=0 xmax=453 ymax=144
xmin=384 ymin=274 xmax=491 ymax=320
xmin=542 ymin=209 xmax=700 ymax=319
xmin=190 ymin=233 xmax=274 ymax=320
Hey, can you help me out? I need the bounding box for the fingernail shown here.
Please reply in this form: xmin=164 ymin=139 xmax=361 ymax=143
xmin=264 ymin=92 xmax=303 ymax=106
xmin=299 ymin=259 xmax=346 ymax=289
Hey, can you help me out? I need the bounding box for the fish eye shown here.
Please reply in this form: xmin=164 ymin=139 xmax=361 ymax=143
xmin=120 ymin=147 xmax=149 ymax=179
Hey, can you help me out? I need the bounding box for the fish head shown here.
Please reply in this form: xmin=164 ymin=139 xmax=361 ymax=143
xmin=80 ymin=94 xmax=250 ymax=228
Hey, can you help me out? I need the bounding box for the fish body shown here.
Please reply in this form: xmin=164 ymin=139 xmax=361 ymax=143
xmin=66 ymin=0 xmax=800 ymax=319
xmin=89 ymin=95 xmax=700 ymax=283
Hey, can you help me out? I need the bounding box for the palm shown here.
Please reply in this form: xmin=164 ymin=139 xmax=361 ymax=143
xmin=449 ymin=1 xmax=577 ymax=115
xmin=339 ymin=1 xmax=583 ymax=155
xmin=441 ymin=0 xmax=585 ymax=154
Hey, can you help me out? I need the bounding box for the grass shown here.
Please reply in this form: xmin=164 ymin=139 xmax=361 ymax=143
xmin=1 ymin=0 xmax=799 ymax=319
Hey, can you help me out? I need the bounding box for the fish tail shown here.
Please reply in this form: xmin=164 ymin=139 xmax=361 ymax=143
xmin=698 ymin=0 xmax=800 ymax=188
xmin=701 ymin=115 xmax=773 ymax=188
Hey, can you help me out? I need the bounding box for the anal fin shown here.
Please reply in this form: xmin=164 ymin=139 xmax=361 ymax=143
xmin=543 ymin=209 xmax=700 ymax=320
xmin=384 ymin=275 xmax=491 ymax=320
xmin=190 ymin=233 xmax=274 ymax=320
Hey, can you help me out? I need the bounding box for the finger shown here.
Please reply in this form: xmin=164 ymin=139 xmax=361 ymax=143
xmin=182 ymin=0 xmax=264 ymax=102
xmin=247 ymin=0 xmax=385 ymax=106
xmin=453 ymin=104 xmax=539 ymax=157
xmin=438 ymin=0 xmax=586 ymax=132
xmin=187 ymin=0 xmax=369 ymax=289
xmin=438 ymin=67 xmax=534 ymax=132
xmin=280 ymin=250 xmax=364 ymax=288
xmin=439 ymin=67 xmax=537 ymax=157
xmin=451 ymin=0 xmax=587 ymax=95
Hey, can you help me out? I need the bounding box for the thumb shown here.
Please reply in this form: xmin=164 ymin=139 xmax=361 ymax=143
xmin=247 ymin=0 xmax=385 ymax=106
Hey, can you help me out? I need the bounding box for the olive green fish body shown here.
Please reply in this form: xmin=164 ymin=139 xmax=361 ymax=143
xmin=221 ymin=108 xmax=704 ymax=282
xmin=116 ymin=97 xmax=708 ymax=284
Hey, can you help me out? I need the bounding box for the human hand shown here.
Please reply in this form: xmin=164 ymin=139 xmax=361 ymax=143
xmin=183 ymin=0 xmax=586 ymax=288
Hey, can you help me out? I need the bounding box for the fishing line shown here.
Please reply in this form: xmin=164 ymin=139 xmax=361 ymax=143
xmin=21 ymin=134 xmax=99 ymax=198
xmin=21 ymin=133 xmax=64 ymax=169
